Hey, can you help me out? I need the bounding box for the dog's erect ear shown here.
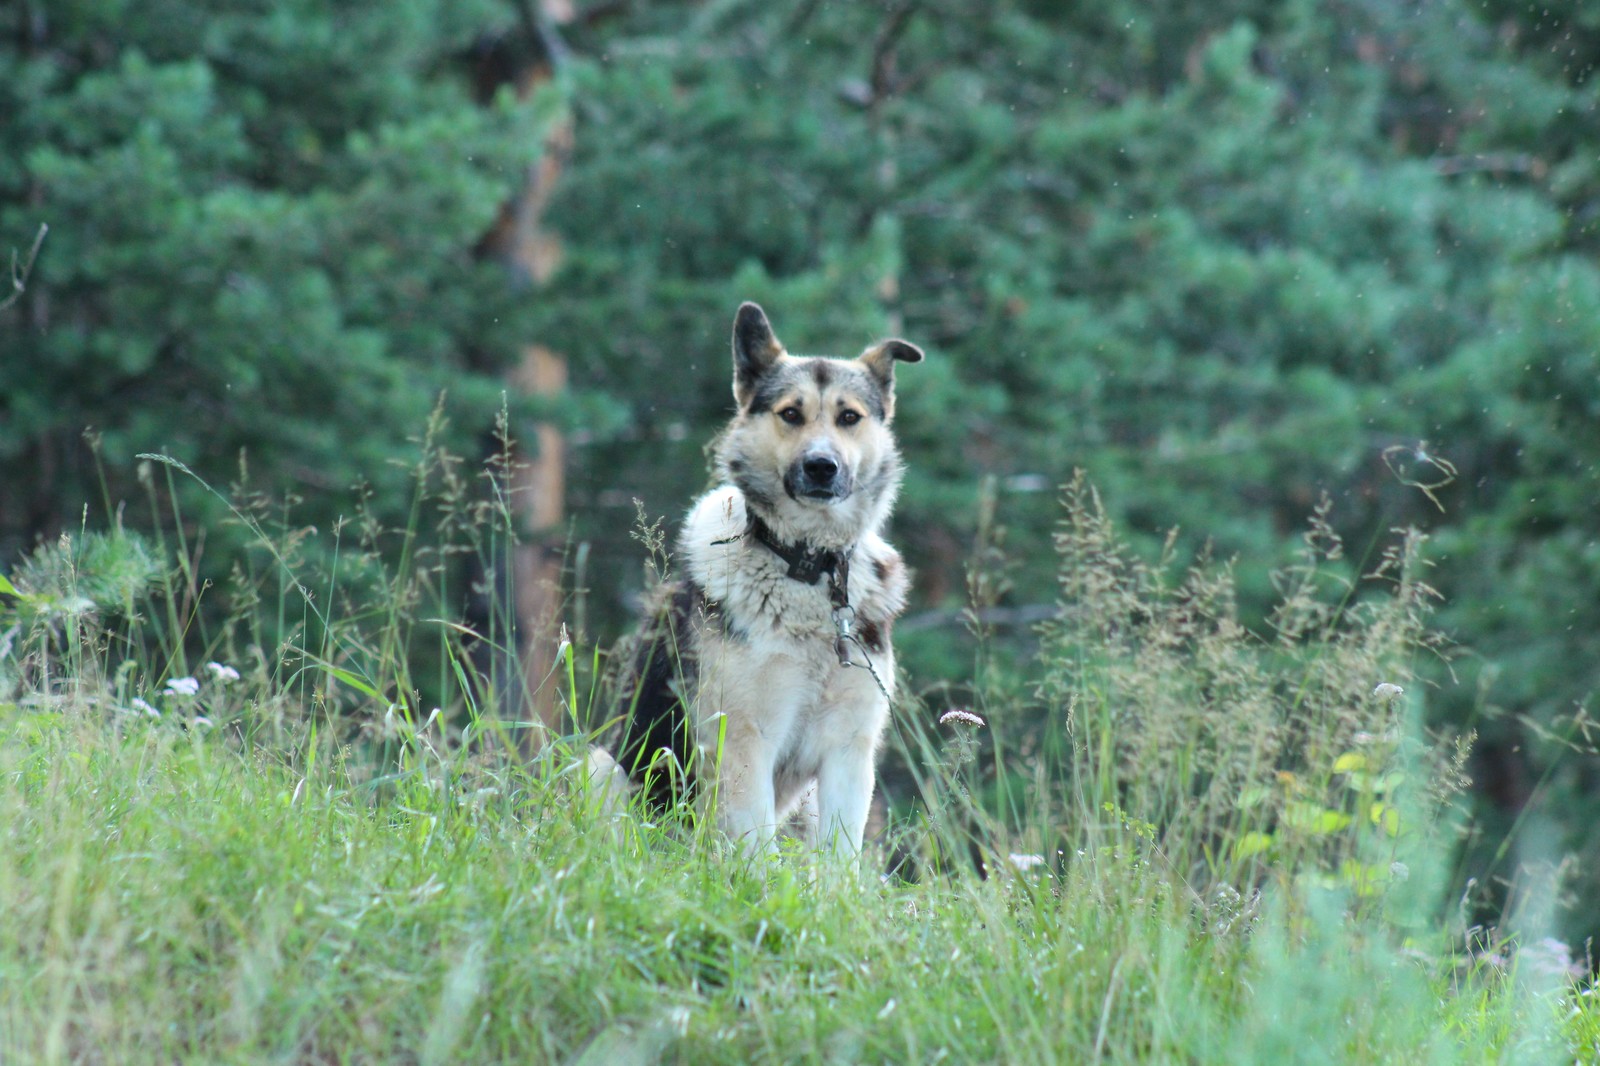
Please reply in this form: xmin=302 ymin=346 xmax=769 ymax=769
xmin=732 ymin=302 xmax=785 ymax=406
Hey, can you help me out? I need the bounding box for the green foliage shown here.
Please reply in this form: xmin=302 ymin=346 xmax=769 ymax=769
xmin=0 ymin=1 xmax=560 ymax=559
xmin=5 ymin=528 xmax=163 ymax=622
xmin=3 ymin=704 xmax=1559 ymax=1063
xmin=1035 ymin=478 xmax=1440 ymax=890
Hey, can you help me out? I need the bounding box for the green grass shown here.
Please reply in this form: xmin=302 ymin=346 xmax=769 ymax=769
xmin=0 ymin=455 xmax=1595 ymax=1063
xmin=0 ymin=703 xmax=1580 ymax=1064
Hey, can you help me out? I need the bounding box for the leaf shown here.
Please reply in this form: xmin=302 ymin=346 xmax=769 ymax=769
xmin=1284 ymin=802 xmax=1353 ymax=835
xmin=1314 ymin=810 xmax=1353 ymax=834
xmin=1339 ymin=859 xmax=1390 ymax=897
xmin=1233 ymin=831 xmax=1274 ymax=859
xmin=1344 ymin=767 xmax=1406 ymax=794
xmin=1369 ymin=802 xmax=1401 ymax=837
xmin=1332 ymin=752 xmax=1367 ymax=773
xmin=0 ymin=573 xmax=18 ymax=597
xmin=1237 ymin=785 xmax=1271 ymax=809
xmin=317 ymin=663 xmax=382 ymax=700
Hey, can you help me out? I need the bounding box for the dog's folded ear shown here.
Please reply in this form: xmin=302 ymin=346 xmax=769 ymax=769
xmin=859 ymin=339 xmax=924 ymax=381
xmin=733 ymin=302 xmax=785 ymax=406
xmin=859 ymin=337 xmax=924 ymax=391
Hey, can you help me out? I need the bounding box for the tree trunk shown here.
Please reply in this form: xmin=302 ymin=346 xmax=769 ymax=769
xmin=472 ymin=8 xmax=574 ymax=740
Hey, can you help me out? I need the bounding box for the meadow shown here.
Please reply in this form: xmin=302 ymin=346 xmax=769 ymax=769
xmin=0 ymin=452 xmax=1594 ymax=1064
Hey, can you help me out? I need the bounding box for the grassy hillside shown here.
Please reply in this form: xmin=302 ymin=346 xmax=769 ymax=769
xmin=0 ymin=464 xmax=1593 ymax=1063
xmin=1 ymin=706 xmax=1576 ymax=1064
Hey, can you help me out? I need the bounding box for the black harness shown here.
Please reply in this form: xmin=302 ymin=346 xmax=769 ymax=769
xmin=725 ymin=512 xmax=864 ymax=670
xmin=747 ymin=512 xmax=848 ymax=588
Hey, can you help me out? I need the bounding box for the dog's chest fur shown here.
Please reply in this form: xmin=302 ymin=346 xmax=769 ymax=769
xmin=688 ymin=485 xmax=904 ymax=782
xmin=617 ymin=485 xmax=907 ymax=811
xmin=685 ymin=487 xmax=905 ymax=652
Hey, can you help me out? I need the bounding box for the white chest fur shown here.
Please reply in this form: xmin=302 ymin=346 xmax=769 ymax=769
xmin=678 ymin=486 xmax=907 ymax=854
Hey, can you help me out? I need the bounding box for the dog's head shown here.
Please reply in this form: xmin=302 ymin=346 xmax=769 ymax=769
xmin=716 ymin=302 xmax=923 ymax=545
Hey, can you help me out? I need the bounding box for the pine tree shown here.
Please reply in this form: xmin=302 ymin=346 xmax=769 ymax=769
xmin=0 ymin=1 xmax=561 ymax=558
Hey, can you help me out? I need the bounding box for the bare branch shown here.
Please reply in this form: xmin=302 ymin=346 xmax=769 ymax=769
xmin=1 ymin=223 xmax=48 ymax=313
xmin=1431 ymin=153 xmax=1542 ymax=177
xmin=868 ymin=1 xmax=920 ymax=113
xmin=783 ymin=0 xmax=824 ymax=38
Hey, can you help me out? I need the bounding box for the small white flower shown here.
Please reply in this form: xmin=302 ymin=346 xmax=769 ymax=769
xmin=939 ymin=709 xmax=986 ymax=728
xmin=131 ymin=697 xmax=160 ymax=719
xmin=1007 ymin=853 xmax=1047 ymax=872
xmin=191 ymin=715 xmax=214 ymax=730
xmin=1372 ymin=683 xmax=1405 ymax=702
xmin=206 ymin=661 xmax=240 ymax=683
xmin=164 ymin=676 xmax=199 ymax=697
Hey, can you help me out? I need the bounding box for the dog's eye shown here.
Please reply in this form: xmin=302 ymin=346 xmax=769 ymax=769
xmin=837 ymin=409 xmax=862 ymax=428
xmin=779 ymin=406 xmax=804 ymax=425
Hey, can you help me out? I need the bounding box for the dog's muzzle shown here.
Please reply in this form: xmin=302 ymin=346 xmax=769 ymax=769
xmin=787 ymin=448 xmax=852 ymax=502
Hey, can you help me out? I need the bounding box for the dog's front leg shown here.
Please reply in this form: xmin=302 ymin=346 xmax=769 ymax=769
xmin=815 ymin=737 xmax=877 ymax=858
xmin=715 ymin=729 xmax=779 ymax=855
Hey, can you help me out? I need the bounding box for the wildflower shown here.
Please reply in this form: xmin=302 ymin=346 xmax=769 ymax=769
xmin=1007 ymin=852 xmax=1048 ymax=873
xmin=206 ymin=661 xmax=241 ymax=683
xmin=165 ymin=676 xmax=199 ymax=697
xmin=192 ymin=715 xmax=214 ymax=730
xmin=1372 ymin=683 xmax=1405 ymax=702
xmin=939 ymin=708 xmax=986 ymax=728
xmin=131 ymin=697 xmax=160 ymax=719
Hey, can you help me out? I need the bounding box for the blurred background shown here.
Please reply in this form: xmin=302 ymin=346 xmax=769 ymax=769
xmin=3 ymin=1 xmax=1598 ymax=938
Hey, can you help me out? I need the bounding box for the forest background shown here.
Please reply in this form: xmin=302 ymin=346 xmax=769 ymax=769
xmin=4 ymin=0 xmax=1599 ymax=944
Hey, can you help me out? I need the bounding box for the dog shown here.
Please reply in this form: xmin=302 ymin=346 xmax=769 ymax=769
xmin=602 ymin=302 xmax=923 ymax=858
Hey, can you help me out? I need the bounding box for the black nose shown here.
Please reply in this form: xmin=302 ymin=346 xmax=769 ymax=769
xmin=803 ymin=455 xmax=839 ymax=483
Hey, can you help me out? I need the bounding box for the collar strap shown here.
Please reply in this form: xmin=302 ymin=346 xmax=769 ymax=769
xmin=747 ymin=512 xmax=849 ymax=588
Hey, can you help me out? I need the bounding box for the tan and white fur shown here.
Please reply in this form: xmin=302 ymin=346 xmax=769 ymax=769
xmin=608 ymin=302 xmax=923 ymax=858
